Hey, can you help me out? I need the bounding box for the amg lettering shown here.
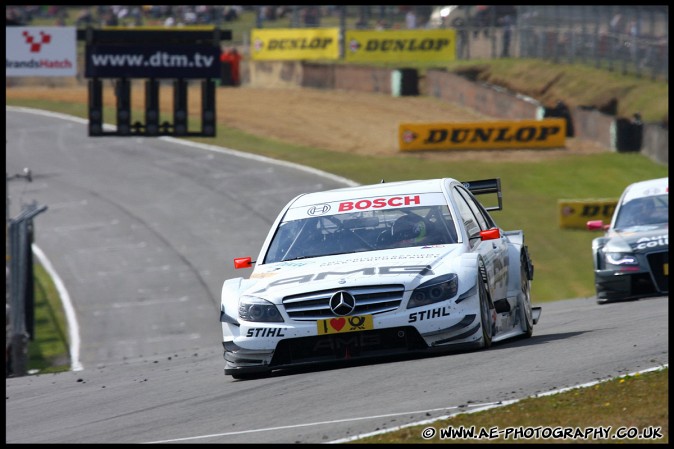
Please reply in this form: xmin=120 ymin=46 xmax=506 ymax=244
xmin=253 ymin=265 xmax=433 ymax=293
xmin=379 ymin=265 xmax=434 ymax=276
xmin=314 ymin=268 xmax=376 ymax=280
xmin=312 ymin=333 xmax=380 ymax=351
xmin=263 ymin=274 xmax=314 ymax=290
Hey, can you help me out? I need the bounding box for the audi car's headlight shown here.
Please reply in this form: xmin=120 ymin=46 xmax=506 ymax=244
xmin=407 ymin=273 xmax=458 ymax=309
xmin=604 ymin=252 xmax=638 ymax=266
xmin=238 ymin=296 xmax=284 ymax=322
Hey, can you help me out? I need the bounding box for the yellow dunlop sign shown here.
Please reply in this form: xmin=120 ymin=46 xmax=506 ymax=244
xmin=345 ymin=29 xmax=455 ymax=63
xmin=250 ymin=28 xmax=340 ymax=61
xmin=558 ymin=199 xmax=618 ymax=229
xmin=399 ymin=118 xmax=567 ymax=151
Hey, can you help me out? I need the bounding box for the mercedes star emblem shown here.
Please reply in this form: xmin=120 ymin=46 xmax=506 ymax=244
xmin=329 ymin=291 xmax=356 ymax=316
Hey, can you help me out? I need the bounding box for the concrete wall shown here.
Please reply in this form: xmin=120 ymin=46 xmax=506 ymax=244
xmin=641 ymin=123 xmax=669 ymax=165
xmin=425 ymin=70 xmax=541 ymax=120
xmin=332 ymin=65 xmax=392 ymax=95
xmin=572 ymin=107 xmax=615 ymax=149
xmin=246 ymin=61 xmax=667 ymax=166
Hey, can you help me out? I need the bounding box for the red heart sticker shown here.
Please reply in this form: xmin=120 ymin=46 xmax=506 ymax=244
xmin=330 ymin=318 xmax=346 ymax=331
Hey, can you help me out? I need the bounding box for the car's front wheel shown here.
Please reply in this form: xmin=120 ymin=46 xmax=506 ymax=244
xmin=519 ymin=253 xmax=534 ymax=338
xmin=478 ymin=277 xmax=493 ymax=349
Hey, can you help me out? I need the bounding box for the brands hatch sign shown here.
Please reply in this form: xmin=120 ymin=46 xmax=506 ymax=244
xmin=6 ymin=26 xmax=77 ymax=77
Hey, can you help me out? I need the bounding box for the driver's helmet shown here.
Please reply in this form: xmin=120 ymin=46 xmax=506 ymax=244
xmin=391 ymin=214 xmax=428 ymax=245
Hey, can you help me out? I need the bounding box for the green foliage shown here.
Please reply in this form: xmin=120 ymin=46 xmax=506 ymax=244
xmin=7 ymin=25 xmax=667 ymax=443
xmin=354 ymin=367 xmax=668 ymax=444
xmin=27 ymin=262 xmax=70 ymax=374
xmin=8 ymin=96 xmax=667 ymax=303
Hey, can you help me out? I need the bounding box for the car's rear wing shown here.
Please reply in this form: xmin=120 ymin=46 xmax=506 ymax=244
xmin=462 ymin=178 xmax=502 ymax=211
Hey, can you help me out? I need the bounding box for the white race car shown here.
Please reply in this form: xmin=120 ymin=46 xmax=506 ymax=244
xmin=220 ymin=177 xmax=541 ymax=379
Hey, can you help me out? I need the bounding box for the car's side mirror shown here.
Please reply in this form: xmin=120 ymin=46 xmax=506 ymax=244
xmin=234 ymin=257 xmax=253 ymax=269
xmin=586 ymin=220 xmax=605 ymax=231
xmin=480 ymin=228 xmax=501 ymax=241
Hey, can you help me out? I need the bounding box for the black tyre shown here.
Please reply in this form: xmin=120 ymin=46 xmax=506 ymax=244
xmin=478 ymin=278 xmax=493 ymax=349
xmin=596 ymin=295 xmax=614 ymax=305
xmin=519 ymin=253 xmax=534 ymax=338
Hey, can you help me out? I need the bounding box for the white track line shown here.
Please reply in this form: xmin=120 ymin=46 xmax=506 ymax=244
xmin=31 ymin=244 xmax=83 ymax=372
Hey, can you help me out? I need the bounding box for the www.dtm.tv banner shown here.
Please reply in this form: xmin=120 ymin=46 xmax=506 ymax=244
xmin=399 ymin=118 xmax=567 ymax=151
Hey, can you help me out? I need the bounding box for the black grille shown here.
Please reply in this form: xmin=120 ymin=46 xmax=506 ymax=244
xmin=647 ymin=251 xmax=669 ymax=293
xmin=270 ymin=326 xmax=427 ymax=367
xmin=282 ymin=285 xmax=405 ymax=321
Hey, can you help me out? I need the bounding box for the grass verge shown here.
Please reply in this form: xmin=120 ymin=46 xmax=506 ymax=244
xmin=6 ymin=57 xmax=667 ymax=441
xmin=352 ymin=367 xmax=668 ymax=444
xmin=26 ymin=261 xmax=70 ymax=374
xmin=7 ymin=97 xmax=668 ymax=303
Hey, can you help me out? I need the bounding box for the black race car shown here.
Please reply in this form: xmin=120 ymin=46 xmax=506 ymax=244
xmin=586 ymin=177 xmax=668 ymax=304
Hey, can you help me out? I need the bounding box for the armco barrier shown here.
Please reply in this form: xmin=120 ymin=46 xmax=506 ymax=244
xmin=246 ymin=60 xmax=667 ymax=166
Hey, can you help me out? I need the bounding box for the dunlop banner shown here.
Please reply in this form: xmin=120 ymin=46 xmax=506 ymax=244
xmin=399 ymin=118 xmax=566 ymax=151
xmin=345 ymin=29 xmax=455 ymax=64
xmin=558 ymin=199 xmax=618 ymax=229
xmin=250 ymin=28 xmax=339 ymax=61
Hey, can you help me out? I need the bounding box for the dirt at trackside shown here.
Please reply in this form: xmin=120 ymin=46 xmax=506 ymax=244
xmin=5 ymin=83 xmax=609 ymax=162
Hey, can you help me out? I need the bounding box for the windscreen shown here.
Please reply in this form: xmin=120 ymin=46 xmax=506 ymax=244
xmin=264 ymin=201 xmax=459 ymax=264
xmin=614 ymin=194 xmax=669 ymax=229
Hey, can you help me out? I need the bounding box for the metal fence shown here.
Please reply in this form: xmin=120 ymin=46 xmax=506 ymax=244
xmin=253 ymin=5 xmax=668 ymax=81
xmin=510 ymin=5 xmax=667 ymax=81
xmin=6 ymin=203 xmax=48 ymax=377
xmin=5 ymin=5 xmax=668 ymax=82
xmin=6 ymin=166 xmax=47 ymax=377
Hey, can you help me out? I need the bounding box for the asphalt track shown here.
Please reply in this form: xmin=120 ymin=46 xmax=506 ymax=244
xmin=5 ymin=107 xmax=668 ymax=444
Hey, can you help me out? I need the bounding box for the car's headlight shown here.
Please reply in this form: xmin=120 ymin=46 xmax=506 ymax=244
xmin=238 ymin=296 xmax=284 ymax=322
xmin=604 ymin=252 xmax=638 ymax=266
xmin=407 ymin=273 xmax=458 ymax=309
